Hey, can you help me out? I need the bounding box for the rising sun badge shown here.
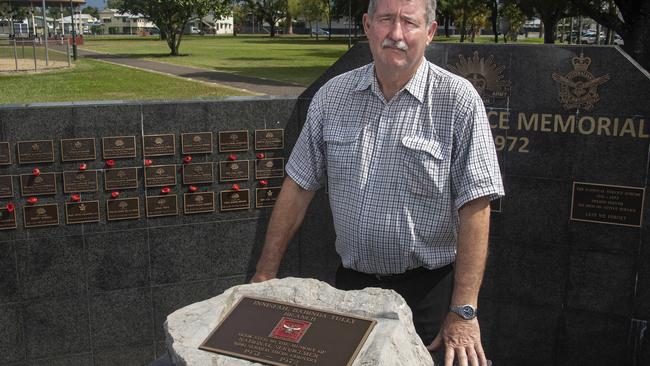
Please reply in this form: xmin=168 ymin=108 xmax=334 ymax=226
xmin=448 ymin=51 xmax=511 ymax=105
xmin=551 ymin=53 xmax=610 ymax=111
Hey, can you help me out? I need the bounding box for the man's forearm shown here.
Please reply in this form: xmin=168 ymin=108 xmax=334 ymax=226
xmin=253 ymin=177 xmax=316 ymax=281
xmin=451 ymin=197 xmax=491 ymax=306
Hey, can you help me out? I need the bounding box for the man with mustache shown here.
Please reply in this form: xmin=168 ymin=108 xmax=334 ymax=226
xmin=252 ymin=0 xmax=503 ymax=365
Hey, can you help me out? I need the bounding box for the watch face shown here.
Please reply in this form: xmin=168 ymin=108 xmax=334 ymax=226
xmin=461 ymin=306 xmax=475 ymax=319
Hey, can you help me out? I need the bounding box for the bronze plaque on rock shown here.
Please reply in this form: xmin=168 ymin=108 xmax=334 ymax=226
xmin=182 ymin=163 xmax=214 ymax=185
xmin=106 ymin=197 xmax=140 ymax=221
xmin=103 ymin=136 xmax=137 ymax=159
xmin=105 ymin=167 xmax=139 ymax=191
xmin=17 ymin=140 xmax=55 ymax=164
xmin=63 ymin=170 xmax=99 ymax=193
xmin=255 ymin=158 xmax=285 ymax=179
xmin=24 ymin=204 xmax=59 ymax=228
xmin=60 ymin=138 xmax=96 ymax=161
xmin=0 ymin=175 xmax=14 ymax=198
xmin=182 ymin=132 xmax=213 ymax=154
xmin=255 ymin=129 xmax=284 ymax=150
xmin=570 ymin=182 xmax=645 ymax=227
xmin=184 ymin=192 xmax=215 ymax=214
xmin=0 ymin=142 xmax=11 ymax=165
xmin=199 ymin=296 xmax=375 ymax=366
xmin=143 ymin=134 xmax=176 ymax=157
xmin=220 ymin=189 xmax=250 ymax=211
xmin=145 ymin=165 xmax=177 ymax=187
xmin=20 ymin=173 xmax=57 ymax=196
xmin=219 ymin=130 xmax=249 ymax=152
xmin=256 ymin=187 xmax=281 ymax=208
xmin=0 ymin=207 xmax=17 ymax=230
xmin=146 ymin=194 xmax=178 ymax=217
xmin=219 ymin=160 xmax=250 ymax=182
xmin=65 ymin=201 xmax=100 ymax=224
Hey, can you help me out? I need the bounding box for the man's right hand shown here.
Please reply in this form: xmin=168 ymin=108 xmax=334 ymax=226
xmin=250 ymin=271 xmax=276 ymax=283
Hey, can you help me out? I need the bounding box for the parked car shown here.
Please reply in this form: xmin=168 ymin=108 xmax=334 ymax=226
xmin=581 ymin=30 xmax=604 ymax=44
xmin=613 ymin=34 xmax=624 ymax=46
xmin=311 ymin=28 xmax=329 ymax=36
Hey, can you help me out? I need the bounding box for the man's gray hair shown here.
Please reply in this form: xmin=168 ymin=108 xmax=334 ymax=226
xmin=367 ymin=0 xmax=437 ymax=26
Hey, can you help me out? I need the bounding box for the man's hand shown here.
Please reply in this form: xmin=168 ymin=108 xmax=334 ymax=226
xmin=427 ymin=313 xmax=488 ymax=366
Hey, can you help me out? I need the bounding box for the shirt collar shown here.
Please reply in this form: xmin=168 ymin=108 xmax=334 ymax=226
xmin=353 ymin=60 xmax=429 ymax=104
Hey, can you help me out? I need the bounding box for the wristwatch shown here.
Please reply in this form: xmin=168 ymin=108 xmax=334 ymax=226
xmin=449 ymin=304 xmax=478 ymax=320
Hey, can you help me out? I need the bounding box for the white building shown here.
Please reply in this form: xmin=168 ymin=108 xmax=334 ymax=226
xmin=62 ymin=14 xmax=97 ymax=35
xmin=98 ymin=8 xmax=156 ymax=35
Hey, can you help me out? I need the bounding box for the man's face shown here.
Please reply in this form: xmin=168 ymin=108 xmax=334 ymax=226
xmin=363 ymin=0 xmax=437 ymax=76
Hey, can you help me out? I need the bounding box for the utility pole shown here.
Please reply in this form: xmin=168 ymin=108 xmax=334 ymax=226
xmin=70 ymin=0 xmax=77 ymax=60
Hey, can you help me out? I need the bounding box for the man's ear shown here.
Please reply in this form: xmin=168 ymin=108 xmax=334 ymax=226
xmin=427 ymin=20 xmax=438 ymax=44
xmin=362 ymin=13 xmax=371 ymax=35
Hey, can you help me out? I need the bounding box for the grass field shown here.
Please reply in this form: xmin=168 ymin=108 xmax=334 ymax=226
xmin=0 ymin=57 xmax=252 ymax=105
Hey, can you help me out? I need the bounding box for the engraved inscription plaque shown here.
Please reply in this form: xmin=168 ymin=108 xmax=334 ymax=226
xmin=145 ymin=165 xmax=177 ymax=187
xmin=182 ymin=163 xmax=214 ymax=185
xmin=61 ymin=138 xmax=96 ymax=161
xmin=105 ymin=167 xmax=139 ymax=190
xmin=182 ymin=132 xmax=213 ymax=154
xmin=219 ymin=130 xmax=249 ymax=152
xmin=220 ymin=189 xmax=250 ymax=211
xmin=219 ymin=160 xmax=250 ymax=182
xmin=20 ymin=173 xmax=57 ymax=196
xmin=571 ymin=182 xmax=645 ymax=227
xmin=256 ymin=187 xmax=281 ymax=208
xmin=24 ymin=204 xmax=59 ymax=228
xmin=199 ymin=296 xmax=376 ymax=366
xmin=146 ymin=194 xmax=178 ymax=217
xmin=255 ymin=129 xmax=284 ymax=150
xmin=103 ymin=136 xmax=137 ymax=159
xmin=106 ymin=197 xmax=140 ymax=221
xmin=63 ymin=170 xmax=99 ymax=193
xmin=65 ymin=201 xmax=100 ymax=224
xmin=0 ymin=176 xmax=14 ymax=198
xmin=0 ymin=207 xmax=17 ymax=230
xmin=255 ymin=158 xmax=285 ymax=179
xmin=0 ymin=142 xmax=10 ymax=165
xmin=143 ymin=134 xmax=176 ymax=157
xmin=184 ymin=192 xmax=215 ymax=214
xmin=17 ymin=140 xmax=55 ymax=164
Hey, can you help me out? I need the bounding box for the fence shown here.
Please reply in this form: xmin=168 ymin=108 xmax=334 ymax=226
xmin=0 ymin=36 xmax=71 ymax=72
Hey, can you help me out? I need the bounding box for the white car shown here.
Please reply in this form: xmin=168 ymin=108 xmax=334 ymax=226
xmin=613 ymin=34 xmax=624 ymax=46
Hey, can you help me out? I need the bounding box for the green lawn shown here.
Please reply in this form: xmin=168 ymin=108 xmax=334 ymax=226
xmin=0 ymin=57 xmax=253 ymax=105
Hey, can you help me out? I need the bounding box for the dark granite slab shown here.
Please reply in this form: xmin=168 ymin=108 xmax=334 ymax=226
xmin=0 ymin=304 xmax=24 ymax=364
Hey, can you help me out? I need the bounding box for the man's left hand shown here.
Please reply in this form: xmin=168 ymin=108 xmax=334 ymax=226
xmin=427 ymin=313 xmax=488 ymax=366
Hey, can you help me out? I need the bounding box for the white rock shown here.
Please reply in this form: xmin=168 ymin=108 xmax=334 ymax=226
xmin=164 ymin=277 xmax=433 ymax=366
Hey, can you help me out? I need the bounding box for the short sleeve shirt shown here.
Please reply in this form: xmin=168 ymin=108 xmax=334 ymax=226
xmin=286 ymin=59 xmax=505 ymax=275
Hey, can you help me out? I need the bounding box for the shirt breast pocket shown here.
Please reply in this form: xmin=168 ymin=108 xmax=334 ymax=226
xmin=323 ymin=126 xmax=362 ymax=182
xmin=400 ymin=136 xmax=448 ymax=197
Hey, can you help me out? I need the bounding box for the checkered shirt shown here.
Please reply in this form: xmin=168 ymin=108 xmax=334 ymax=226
xmin=286 ymin=59 xmax=505 ymax=275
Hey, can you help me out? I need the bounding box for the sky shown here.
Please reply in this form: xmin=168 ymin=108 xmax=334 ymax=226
xmin=84 ymin=0 xmax=105 ymax=10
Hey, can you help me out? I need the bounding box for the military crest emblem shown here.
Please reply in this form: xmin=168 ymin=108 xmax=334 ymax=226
xmin=552 ymin=53 xmax=610 ymax=111
xmin=448 ymin=51 xmax=511 ymax=105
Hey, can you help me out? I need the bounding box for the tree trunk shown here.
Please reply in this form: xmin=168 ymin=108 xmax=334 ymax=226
xmin=444 ymin=16 xmax=450 ymax=37
xmin=286 ymin=13 xmax=293 ymax=35
xmin=490 ymin=0 xmax=498 ymax=43
xmin=460 ymin=10 xmax=468 ymax=42
xmin=541 ymin=16 xmax=557 ymax=44
xmin=623 ymin=18 xmax=650 ymax=71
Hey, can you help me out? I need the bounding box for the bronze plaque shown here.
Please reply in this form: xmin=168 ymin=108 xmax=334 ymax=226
xmin=20 ymin=173 xmax=57 ymax=196
xmin=184 ymin=192 xmax=215 ymax=214
xmin=220 ymin=189 xmax=250 ymax=211
xmin=219 ymin=130 xmax=249 ymax=152
xmin=104 ymin=167 xmax=139 ymax=191
xmin=60 ymin=138 xmax=96 ymax=161
xmin=24 ymin=204 xmax=59 ymax=228
xmin=106 ymin=197 xmax=140 ymax=221
xmin=256 ymin=187 xmax=281 ymax=208
xmin=0 ymin=175 xmax=14 ymax=198
xmin=146 ymin=194 xmax=178 ymax=217
xmin=219 ymin=160 xmax=250 ymax=182
xmin=255 ymin=158 xmax=285 ymax=179
xmin=571 ymin=182 xmax=645 ymax=227
xmin=0 ymin=142 xmax=11 ymax=165
xmin=182 ymin=132 xmax=213 ymax=154
xmin=102 ymin=136 xmax=137 ymax=159
xmin=63 ymin=170 xmax=99 ymax=193
xmin=255 ymin=129 xmax=284 ymax=150
xmin=0 ymin=207 xmax=17 ymax=230
xmin=182 ymin=163 xmax=214 ymax=185
xmin=199 ymin=296 xmax=375 ymax=366
xmin=145 ymin=165 xmax=177 ymax=187
xmin=17 ymin=140 xmax=55 ymax=164
xmin=65 ymin=201 xmax=100 ymax=224
xmin=143 ymin=134 xmax=176 ymax=157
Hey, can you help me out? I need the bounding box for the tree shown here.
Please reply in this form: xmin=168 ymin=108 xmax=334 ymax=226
xmin=570 ymin=0 xmax=650 ymax=71
xmin=436 ymin=0 xmax=456 ymax=37
xmin=499 ymin=2 xmax=527 ymax=42
xmin=332 ymin=0 xmax=368 ymax=37
xmin=513 ymin=0 xmax=577 ymax=43
xmin=82 ymin=6 xmax=100 ymax=19
xmin=246 ymin=0 xmax=287 ymax=37
xmin=288 ymin=0 xmax=327 ymax=38
xmin=107 ymin=0 xmax=124 ymax=9
xmin=121 ymin=0 xmax=231 ymax=55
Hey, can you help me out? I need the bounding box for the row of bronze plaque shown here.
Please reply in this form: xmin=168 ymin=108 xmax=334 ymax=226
xmin=0 ymin=129 xmax=284 ymax=164
xmin=0 ymin=187 xmax=281 ymax=229
xmin=0 ymin=159 xmax=284 ymax=197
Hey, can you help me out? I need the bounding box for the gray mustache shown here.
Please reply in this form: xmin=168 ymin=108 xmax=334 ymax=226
xmin=381 ymin=38 xmax=409 ymax=51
